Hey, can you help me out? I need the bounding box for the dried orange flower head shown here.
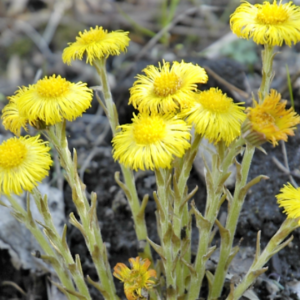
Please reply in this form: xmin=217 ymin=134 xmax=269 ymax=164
xmin=242 ymin=90 xmax=300 ymax=146
xmin=113 ymin=257 xmax=157 ymax=300
xmin=230 ymin=1 xmax=300 ymax=46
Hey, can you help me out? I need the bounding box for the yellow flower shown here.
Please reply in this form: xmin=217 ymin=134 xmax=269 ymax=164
xmin=0 ymin=135 xmax=52 ymax=195
xmin=112 ymin=113 xmax=191 ymax=171
xmin=244 ymin=90 xmax=300 ymax=146
xmin=230 ymin=0 xmax=300 ymax=46
xmin=181 ymin=88 xmax=246 ymax=146
xmin=62 ymin=26 xmax=130 ymax=65
xmin=129 ymin=60 xmax=208 ymax=114
xmin=5 ymin=75 xmax=93 ymax=126
xmin=113 ymin=257 xmax=157 ymax=300
xmin=276 ymin=183 xmax=300 ymax=225
xmin=2 ymin=97 xmax=28 ymax=136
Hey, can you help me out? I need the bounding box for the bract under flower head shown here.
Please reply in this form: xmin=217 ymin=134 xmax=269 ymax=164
xmin=276 ymin=183 xmax=300 ymax=225
xmin=244 ymin=90 xmax=300 ymax=146
xmin=230 ymin=0 xmax=300 ymax=46
xmin=0 ymin=135 xmax=52 ymax=195
xmin=113 ymin=257 xmax=157 ymax=300
xmin=112 ymin=113 xmax=191 ymax=171
xmin=181 ymin=88 xmax=246 ymax=146
xmin=6 ymin=75 xmax=93 ymax=127
xmin=62 ymin=26 xmax=130 ymax=65
xmin=129 ymin=60 xmax=208 ymax=114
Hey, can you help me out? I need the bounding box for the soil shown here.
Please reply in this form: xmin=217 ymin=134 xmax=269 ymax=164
xmin=1 ymin=1 xmax=300 ymax=300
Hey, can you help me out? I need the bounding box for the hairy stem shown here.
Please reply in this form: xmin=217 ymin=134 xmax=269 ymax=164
xmin=6 ymin=195 xmax=78 ymax=300
xmin=93 ymin=58 xmax=152 ymax=261
xmin=209 ymin=146 xmax=255 ymax=299
xmin=48 ymin=124 xmax=119 ymax=300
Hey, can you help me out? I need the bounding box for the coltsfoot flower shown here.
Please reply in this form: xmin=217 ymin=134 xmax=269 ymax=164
xmin=62 ymin=26 xmax=130 ymax=65
xmin=129 ymin=60 xmax=208 ymax=114
xmin=230 ymin=0 xmax=300 ymax=46
xmin=3 ymin=75 xmax=93 ymax=129
xmin=243 ymin=90 xmax=300 ymax=146
xmin=276 ymin=183 xmax=300 ymax=225
xmin=181 ymin=88 xmax=246 ymax=146
xmin=113 ymin=257 xmax=157 ymax=300
xmin=112 ymin=113 xmax=191 ymax=170
xmin=0 ymin=136 xmax=52 ymax=195
xmin=2 ymin=96 xmax=29 ymax=136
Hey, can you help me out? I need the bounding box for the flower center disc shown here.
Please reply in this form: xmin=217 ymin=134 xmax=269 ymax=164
xmin=254 ymin=111 xmax=276 ymax=127
xmin=128 ymin=270 xmax=143 ymax=286
xmin=153 ymin=73 xmax=182 ymax=97
xmin=198 ymin=91 xmax=231 ymax=113
xmin=133 ymin=117 xmax=166 ymax=144
xmin=256 ymin=3 xmax=289 ymax=25
xmin=36 ymin=76 xmax=71 ymax=99
xmin=80 ymin=28 xmax=107 ymax=44
xmin=0 ymin=139 xmax=27 ymax=169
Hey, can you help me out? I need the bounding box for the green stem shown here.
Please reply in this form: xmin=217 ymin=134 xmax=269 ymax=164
xmin=93 ymin=58 xmax=118 ymax=135
xmin=167 ymin=0 xmax=180 ymax=25
xmin=188 ymin=39 xmax=275 ymax=300
xmin=187 ymin=194 xmax=219 ymax=300
xmin=209 ymin=146 xmax=255 ymax=300
xmin=228 ymin=218 xmax=299 ymax=300
xmin=173 ymin=133 xmax=202 ymax=295
xmin=6 ymin=195 xmax=78 ymax=300
xmin=211 ymin=41 xmax=275 ymax=298
xmin=187 ymin=138 xmax=244 ymax=300
xmin=160 ymin=0 xmax=180 ymax=45
xmin=286 ymin=64 xmax=294 ymax=110
xmin=31 ymin=188 xmax=91 ymax=300
xmin=48 ymin=124 xmax=89 ymax=211
xmin=176 ymin=133 xmax=202 ymax=231
xmin=93 ymin=58 xmax=152 ymax=261
xmin=155 ymin=168 xmax=177 ymax=300
xmin=47 ymin=124 xmax=119 ymax=300
xmin=120 ymin=166 xmax=152 ymax=258
xmin=259 ymin=44 xmax=274 ymax=103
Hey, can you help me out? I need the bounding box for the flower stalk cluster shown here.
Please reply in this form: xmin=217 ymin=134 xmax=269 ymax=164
xmin=46 ymin=122 xmax=118 ymax=299
xmin=6 ymin=193 xmax=82 ymax=300
xmin=1 ymin=1 xmax=300 ymax=299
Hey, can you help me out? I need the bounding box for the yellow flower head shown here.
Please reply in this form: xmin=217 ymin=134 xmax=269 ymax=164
xmin=62 ymin=26 xmax=130 ymax=65
xmin=276 ymin=183 xmax=300 ymax=225
xmin=112 ymin=113 xmax=191 ymax=171
xmin=0 ymin=135 xmax=52 ymax=195
xmin=181 ymin=88 xmax=246 ymax=146
xmin=129 ymin=60 xmax=208 ymax=114
xmin=244 ymin=90 xmax=300 ymax=146
xmin=113 ymin=257 xmax=157 ymax=300
xmin=2 ymin=97 xmax=28 ymax=136
xmin=230 ymin=0 xmax=300 ymax=46
xmin=5 ymin=75 xmax=93 ymax=127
